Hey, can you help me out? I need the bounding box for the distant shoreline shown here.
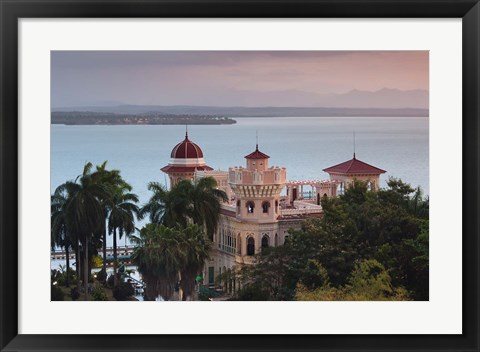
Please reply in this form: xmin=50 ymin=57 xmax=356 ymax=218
xmin=51 ymin=112 xmax=237 ymax=125
xmin=52 ymin=105 xmax=429 ymax=122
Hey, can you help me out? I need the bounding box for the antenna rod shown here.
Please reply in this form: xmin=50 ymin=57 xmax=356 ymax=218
xmin=256 ymin=130 xmax=258 ymax=149
xmin=353 ymin=131 xmax=356 ymax=158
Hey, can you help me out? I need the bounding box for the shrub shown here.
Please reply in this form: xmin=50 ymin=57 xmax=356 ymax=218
xmin=51 ymin=284 xmax=64 ymax=301
xmin=96 ymin=269 xmax=107 ymax=283
xmin=54 ymin=268 xmax=76 ymax=287
xmin=91 ymin=255 xmax=103 ymax=268
xmin=70 ymin=287 xmax=80 ymax=301
xmin=106 ymin=274 xmax=115 ymax=288
xmin=113 ymin=281 xmax=135 ymax=301
xmin=234 ymin=284 xmax=270 ymax=301
xmin=91 ymin=284 xmax=108 ymax=301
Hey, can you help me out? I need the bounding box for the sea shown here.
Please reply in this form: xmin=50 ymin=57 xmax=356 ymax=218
xmin=51 ymin=116 xmax=429 ymax=250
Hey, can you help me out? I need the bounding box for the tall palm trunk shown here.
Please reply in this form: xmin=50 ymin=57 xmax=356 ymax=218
xmin=65 ymin=245 xmax=70 ymax=287
xmin=84 ymin=238 xmax=89 ymax=301
xmin=76 ymin=242 xmax=81 ymax=289
xmin=113 ymin=228 xmax=118 ymax=288
xmin=181 ymin=269 xmax=196 ymax=301
xmin=102 ymin=220 xmax=107 ymax=283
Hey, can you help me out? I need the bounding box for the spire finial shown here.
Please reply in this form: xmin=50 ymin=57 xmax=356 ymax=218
xmin=353 ymin=131 xmax=356 ymax=159
xmin=256 ymin=130 xmax=258 ymax=150
xmin=185 ymin=125 xmax=188 ymax=139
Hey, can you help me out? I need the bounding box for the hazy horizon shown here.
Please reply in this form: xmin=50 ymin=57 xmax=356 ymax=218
xmin=51 ymin=51 xmax=429 ymax=109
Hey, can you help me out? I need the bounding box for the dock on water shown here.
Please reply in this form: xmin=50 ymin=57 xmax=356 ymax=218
xmin=51 ymin=245 xmax=135 ymax=261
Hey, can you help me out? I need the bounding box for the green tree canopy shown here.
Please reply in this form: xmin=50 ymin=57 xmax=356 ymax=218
xmin=233 ymin=178 xmax=428 ymax=301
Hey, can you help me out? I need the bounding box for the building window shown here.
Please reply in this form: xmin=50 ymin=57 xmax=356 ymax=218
xmin=237 ymin=234 xmax=241 ymax=255
xmin=275 ymin=200 xmax=278 ymax=213
xmin=246 ymin=201 xmax=255 ymax=214
xmin=262 ymin=201 xmax=270 ymax=213
xmin=208 ymin=267 xmax=214 ymax=285
xmin=261 ymin=235 xmax=269 ymax=251
xmin=247 ymin=237 xmax=255 ymax=256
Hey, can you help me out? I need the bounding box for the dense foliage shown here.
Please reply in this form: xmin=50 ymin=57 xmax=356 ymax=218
xmin=234 ymin=178 xmax=429 ymax=301
xmin=141 ymin=178 xmax=228 ymax=240
xmin=113 ymin=281 xmax=135 ymax=301
xmin=52 ymin=161 xmax=225 ymax=301
xmin=130 ymin=223 xmax=212 ymax=301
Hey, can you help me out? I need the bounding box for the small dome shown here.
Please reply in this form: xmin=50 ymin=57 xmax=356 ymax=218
xmin=170 ymin=132 xmax=204 ymax=159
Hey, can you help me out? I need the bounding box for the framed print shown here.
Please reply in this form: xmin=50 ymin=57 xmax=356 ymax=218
xmin=1 ymin=0 xmax=479 ymax=351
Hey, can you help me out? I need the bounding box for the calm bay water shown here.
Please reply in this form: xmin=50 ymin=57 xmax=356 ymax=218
xmin=51 ymin=116 xmax=429 ymax=247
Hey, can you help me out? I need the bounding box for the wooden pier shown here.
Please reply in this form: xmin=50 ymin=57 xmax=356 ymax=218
xmin=50 ymin=245 xmax=135 ymax=260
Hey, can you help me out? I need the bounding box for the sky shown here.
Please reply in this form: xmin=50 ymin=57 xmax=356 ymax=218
xmin=51 ymin=51 xmax=429 ymax=108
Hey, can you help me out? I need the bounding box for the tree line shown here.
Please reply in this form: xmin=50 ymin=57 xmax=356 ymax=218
xmin=231 ymin=178 xmax=429 ymax=301
xmin=51 ymin=161 xmax=227 ymax=301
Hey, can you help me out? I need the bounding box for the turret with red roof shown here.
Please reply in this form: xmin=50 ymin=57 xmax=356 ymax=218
xmin=323 ymin=153 xmax=386 ymax=191
xmin=161 ymin=131 xmax=213 ymax=187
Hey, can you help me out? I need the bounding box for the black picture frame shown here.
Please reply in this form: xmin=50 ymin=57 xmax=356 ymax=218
xmin=1 ymin=1 xmax=479 ymax=351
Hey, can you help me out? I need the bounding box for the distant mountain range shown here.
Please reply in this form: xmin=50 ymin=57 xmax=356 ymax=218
xmin=321 ymin=88 xmax=428 ymax=109
xmin=213 ymin=88 xmax=429 ymax=110
xmin=53 ymin=88 xmax=429 ymax=113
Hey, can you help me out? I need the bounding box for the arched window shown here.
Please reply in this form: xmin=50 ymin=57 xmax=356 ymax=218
xmin=236 ymin=200 xmax=241 ymax=213
xmin=247 ymin=237 xmax=255 ymax=256
xmin=262 ymin=201 xmax=270 ymax=213
xmin=274 ymin=233 xmax=278 ymax=246
xmin=275 ymin=200 xmax=278 ymax=213
xmin=261 ymin=235 xmax=269 ymax=250
xmin=246 ymin=201 xmax=255 ymax=214
xmin=284 ymin=235 xmax=289 ymax=244
xmin=236 ymin=233 xmax=241 ymax=255
xmin=317 ymin=193 xmax=320 ymax=205
xmin=323 ymin=193 xmax=327 ymax=198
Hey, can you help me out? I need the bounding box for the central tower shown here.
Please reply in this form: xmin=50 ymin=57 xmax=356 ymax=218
xmin=228 ymin=144 xmax=286 ymax=222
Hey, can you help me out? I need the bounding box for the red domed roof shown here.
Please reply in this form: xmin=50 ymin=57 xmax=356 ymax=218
xmin=170 ymin=132 xmax=204 ymax=159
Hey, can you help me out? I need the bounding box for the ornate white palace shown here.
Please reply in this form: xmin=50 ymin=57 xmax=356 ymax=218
xmin=161 ymin=132 xmax=386 ymax=291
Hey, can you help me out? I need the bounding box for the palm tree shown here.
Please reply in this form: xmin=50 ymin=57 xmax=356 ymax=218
xmin=91 ymin=161 xmax=124 ymax=281
xmin=107 ymin=183 xmax=140 ymax=288
xmin=188 ymin=177 xmax=228 ymax=240
xmin=141 ymin=177 xmax=227 ymax=240
xmin=140 ymin=182 xmax=168 ymax=225
xmin=57 ymin=162 xmax=108 ymax=300
xmin=140 ymin=181 xmax=190 ymax=227
xmin=51 ymin=189 xmax=74 ymax=287
xmin=408 ymin=187 xmax=429 ymax=219
xmin=131 ymin=224 xmax=186 ymax=301
xmin=178 ymin=224 xmax=212 ymax=300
